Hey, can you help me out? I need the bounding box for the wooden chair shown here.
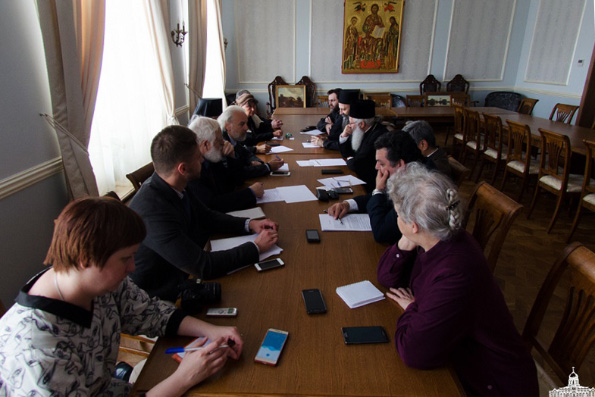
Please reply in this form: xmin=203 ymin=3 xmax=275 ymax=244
xmin=567 ymin=139 xmax=595 ymax=242
xmin=419 ymin=74 xmax=441 ymax=94
xmin=522 ymin=242 xmax=595 ymax=384
xmin=296 ymin=76 xmax=317 ymax=108
xmin=527 ymin=129 xmax=583 ymax=233
xmin=449 ymin=92 xmax=471 ymax=107
xmin=406 ymin=95 xmax=424 ymax=107
xmin=462 ymin=181 xmax=523 ymax=272
xmin=459 ymin=109 xmax=481 ymax=177
xmin=449 ymin=104 xmax=466 ymax=152
xmin=366 ymin=93 xmax=391 ymax=108
xmin=126 ymin=162 xmax=155 ymax=192
xmin=446 ymin=74 xmax=469 ymax=93
xmin=475 ymin=113 xmax=506 ymax=185
xmin=267 ymin=76 xmax=288 ymax=116
xmin=119 ymin=334 xmax=157 ymax=358
xmin=500 ymin=120 xmax=539 ymax=202
xmin=517 ymin=98 xmax=539 ymax=115
xmin=549 ymin=103 xmax=579 ymax=124
xmin=317 ymin=95 xmax=329 ymax=108
xmin=447 ymin=155 xmax=471 ymax=187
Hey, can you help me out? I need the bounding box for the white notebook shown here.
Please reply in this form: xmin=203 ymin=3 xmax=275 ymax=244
xmin=336 ymin=280 xmax=385 ymax=309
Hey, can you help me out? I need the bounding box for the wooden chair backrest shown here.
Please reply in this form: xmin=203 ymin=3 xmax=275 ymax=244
xmin=419 ymin=74 xmax=441 ymax=94
xmin=446 ymin=74 xmax=469 ymax=93
xmin=482 ymin=113 xmax=504 ymax=154
xmin=406 ymin=95 xmax=424 ymax=107
xmin=537 ymin=128 xmax=572 ymax=190
xmin=463 ymin=108 xmax=481 ymax=144
xmin=517 ymin=98 xmax=539 ymax=115
xmin=267 ymin=75 xmax=288 ymax=114
xmin=582 ymin=140 xmax=595 ymax=197
xmin=366 ymin=93 xmax=392 ymax=108
xmin=523 ymin=242 xmax=595 ymax=383
xmin=549 ymin=103 xmax=579 ymax=124
xmin=453 ymin=104 xmax=465 ymax=136
xmin=126 ymin=162 xmax=155 ymax=192
xmin=505 ymin=120 xmax=533 ymax=170
xmin=463 ymin=181 xmax=523 ymax=272
xmin=447 ymin=155 xmax=470 ymax=187
xmin=296 ymin=76 xmax=317 ymax=108
xmin=449 ymin=92 xmax=470 ymax=107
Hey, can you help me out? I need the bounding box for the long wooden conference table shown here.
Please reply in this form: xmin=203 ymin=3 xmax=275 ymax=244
xmin=132 ymin=143 xmax=464 ymax=395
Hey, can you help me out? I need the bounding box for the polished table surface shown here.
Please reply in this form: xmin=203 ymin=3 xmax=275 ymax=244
xmin=273 ymin=106 xmax=397 ymax=118
xmin=131 ymin=152 xmax=464 ymax=396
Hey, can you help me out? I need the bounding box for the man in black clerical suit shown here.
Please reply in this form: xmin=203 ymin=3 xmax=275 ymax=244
xmin=186 ymin=116 xmax=264 ymax=212
xmin=311 ymin=89 xmax=359 ymax=151
xmin=316 ymin=88 xmax=342 ymax=133
xmin=129 ymin=125 xmax=279 ymax=301
xmin=328 ymin=131 xmax=432 ymax=244
xmin=338 ymin=99 xmax=388 ymax=192
xmin=403 ymin=120 xmax=452 ymax=179
xmin=217 ymin=105 xmax=284 ymax=180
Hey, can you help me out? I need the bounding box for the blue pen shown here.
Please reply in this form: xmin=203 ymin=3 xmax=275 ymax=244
xmin=275 ymin=155 xmax=282 ymax=161
xmin=165 ymin=344 xmax=229 ymax=354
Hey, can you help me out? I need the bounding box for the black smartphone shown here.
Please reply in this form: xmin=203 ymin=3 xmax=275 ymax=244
xmin=270 ymin=171 xmax=291 ymax=176
xmin=333 ymin=187 xmax=353 ymax=194
xmin=302 ymin=289 xmax=327 ymax=314
xmin=267 ymin=143 xmax=281 ymax=147
xmin=321 ymin=169 xmax=344 ymax=175
xmin=306 ymin=229 xmax=320 ymax=243
xmin=342 ymin=326 xmax=389 ymax=345
xmin=254 ymin=258 xmax=285 ymax=272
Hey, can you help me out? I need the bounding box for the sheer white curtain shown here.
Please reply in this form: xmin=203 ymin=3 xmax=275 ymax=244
xmin=188 ymin=0 xmax=208 ymax=112
xmin=36 ymin=0 xmax=104 ymax=199
xmin=89 ymin=1 xmax=169 ymax=194
xmin=201 ymin=0 xmax=226 ymax=104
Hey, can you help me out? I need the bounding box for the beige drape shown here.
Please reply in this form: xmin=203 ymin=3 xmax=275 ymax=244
xmin=211 ymin=0 xmax=227 ymax=106
xmin=188 ymin=0 xmax=208 ymax=112
xmin=36 ymin=0 xmax=104 ymax=199
xmin=144 ymin=0 xmax=179 ymax=125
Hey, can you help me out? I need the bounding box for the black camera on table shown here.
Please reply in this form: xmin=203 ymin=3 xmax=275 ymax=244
xmin=179 ymin=280 xmax=221 ymax=314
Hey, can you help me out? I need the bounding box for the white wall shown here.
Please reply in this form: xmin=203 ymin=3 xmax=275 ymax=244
xmin=222 ymin=0 xmax=594 ymax=121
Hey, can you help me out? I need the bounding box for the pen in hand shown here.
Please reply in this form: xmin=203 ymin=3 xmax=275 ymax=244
xmin=165 ymin=344 xmax=229 ymax=354
xmin=323 ymin=210 xmax=343 ymax=224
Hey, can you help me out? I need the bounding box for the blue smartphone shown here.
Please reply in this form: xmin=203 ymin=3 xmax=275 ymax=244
xmin=254 ymin=328 xmax=289 ymax=366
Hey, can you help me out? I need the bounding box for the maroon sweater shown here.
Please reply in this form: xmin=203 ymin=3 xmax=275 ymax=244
xmin=377 ymin=231 xmax=538 ymax=396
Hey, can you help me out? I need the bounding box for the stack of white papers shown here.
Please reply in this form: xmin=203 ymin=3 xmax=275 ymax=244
xmin=226 ymin=207 xmax=266 ymax=219
xmin=269 ymin=136 xmax=283 ymax=141
xmin=256 ymin=185 xmax=318 ymax=204
xmin=296 ymin=158 xmax=347 ymax=167
xmin=277 ymin=163 xmax=290 ymax=172
xmin=336 ymin=280 xmax=385 ymax=308
xmin=317 ymin=175 xmax=366 ymax=188
xmin=269 ymin=145 xmax=294 ymax=154
xmin=319 ymin=214 xmax=372 ymax=231
xmin=210 ymin=234 xmax=283 ymax=262
xmin=302 ymin=142 xmax=320 ymax=148
xmin=299 ymin=130 xmax=324 ymax=136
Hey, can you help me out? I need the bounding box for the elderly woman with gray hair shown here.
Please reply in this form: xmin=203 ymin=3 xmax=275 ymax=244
xmin=377 ymin=163 xmax=538 ymax=396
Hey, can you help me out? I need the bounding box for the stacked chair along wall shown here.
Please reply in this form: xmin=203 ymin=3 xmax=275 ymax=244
xmin=447 ymin=155 xmax=471 ymax=187
xmin=462 ymin=181 xmax=523 ymax=272
xmin=500 ymin=120 xmax=539 ymax=202
xmin=126 ymin=162 xmax=155 ymax=193
xmin=567 ymin=139 xmax=595 ymax=242
xmin=522 ymin=242 xmax=595 ymax=385
xmin=549 ymin=103 xmax=579 ymax=125
xmin=517 ymin=98 xmax=539 ymax=115
xmin=475 ymin=113 xmax=507 ymax=184
xmin=527 ymin=129 xmax=584 ymax=233
xmin=459 ymin=108 xmax=481 ymax=176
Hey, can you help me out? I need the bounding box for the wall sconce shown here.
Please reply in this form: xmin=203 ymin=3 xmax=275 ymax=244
xmin=171 ymin=22 xmax=187 ymax=47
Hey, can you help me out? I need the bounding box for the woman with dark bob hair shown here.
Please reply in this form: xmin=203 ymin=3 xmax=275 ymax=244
xmin=0 ymin=197 xmax=243 ymax=396
xmin=377 ymin=163 xmax=538 ymax=396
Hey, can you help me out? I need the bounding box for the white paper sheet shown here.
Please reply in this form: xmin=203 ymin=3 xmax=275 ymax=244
xmin=319 ymin=214 xmax=372 ymax=231
xmin=317 ymin=175 xmax=366 ymax=188
xmin=311 ymin=158 xmax=347 ymax=167
xmin=299 ymin=130 xmax=324 ymax=136
xmin=269 ymin=145 xmax=294 ymax=154
xmin=302 ymin=142 xmax=320 ymax=148
xmin=210 ymin=234 xmax=283 ymax=261
xmin=276 ymin=185 xmax=318 ymax=203
xmin=297 ymin=160 xmax=315 ymax=167
xmin=226 ymin=207 xmax=266 ymax=219
xmin=269 ymin=136 xmax=283 ymax=141
xmin=256 ymin=189 xmax=284 ymax=204
xmin=277 ymin=163 xmax=290 ymax=172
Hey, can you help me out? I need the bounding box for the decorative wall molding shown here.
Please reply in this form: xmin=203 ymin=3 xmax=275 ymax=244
xmin=0 ymin=157 xmax=63 ymax=200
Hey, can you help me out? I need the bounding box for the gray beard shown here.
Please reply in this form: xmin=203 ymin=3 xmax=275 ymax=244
xmin=204 ymin=148 xmax=223 ymax=163
xmin=351 ymin=127 xmax=365 ymax=151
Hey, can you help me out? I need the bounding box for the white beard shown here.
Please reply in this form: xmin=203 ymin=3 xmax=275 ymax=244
xmin=204 ymin=147 xmax=223 ymax=163
xmin=351 ymin=126 xmax=365 ymax=152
